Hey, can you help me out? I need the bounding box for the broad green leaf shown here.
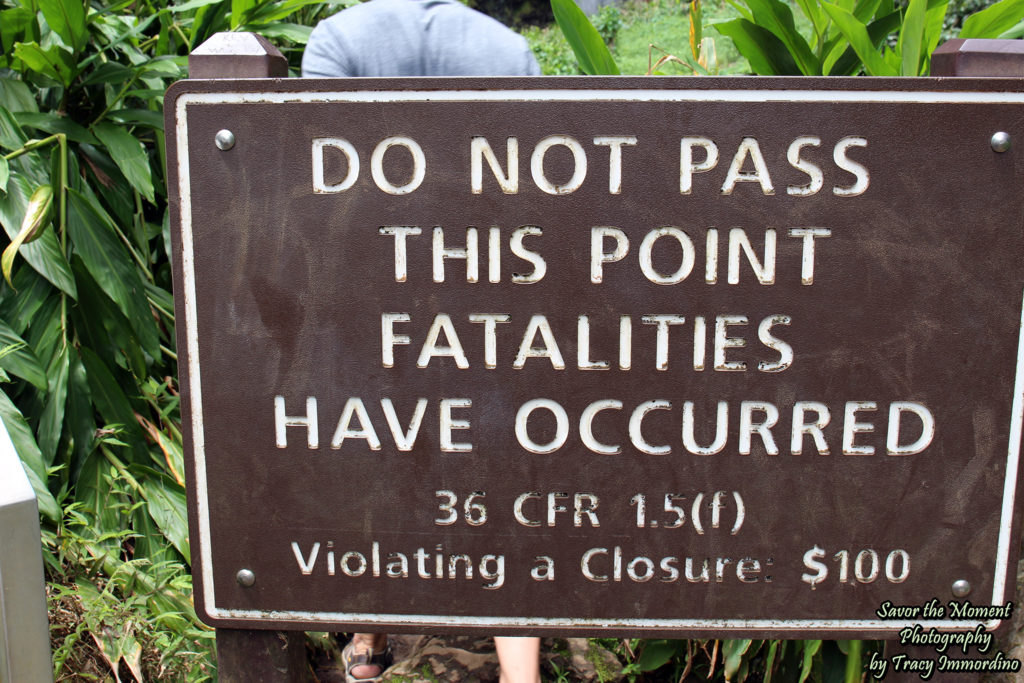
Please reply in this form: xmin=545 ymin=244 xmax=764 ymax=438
xmin=635 ymin=640 xmax=678 ymax=672
xmin=80 ymin=61 xmax=133 ymax=86
xmin=961 ymin=0 xmax=1024 ymax=38
xmin=0 ymin=267 xmax=52 ymax=335
xmin=74 ymin=450 xmax=124 ymax=543
xmin=3 ymin=184 xmax=53 ymax=286
xmin=842 ymin=640 xmax=862 ymax=683
xmin=1 ymin=9 xmax=36 ymax=65
xmin=1000 ymin=18 xmax=1024 ymax=38
xmin=67 ymin=190 xmax=161 ymax=359
xmin=91 ymin=122 xmax=155 ymax=203
xmin=248 ymin=22 xmax=313 ymax=43
xmin=171 ymin=0 xmax=223 ymax=12
xmin=551 ymin=0 xmax=620 ymax=75
xmin=0 ymin=318 xmax=47 ymax=389
xmin=898 ymin=0 xmax=928 ymax=76
xmin=139 ymin=56 xmax=184 ymax=77
xmin=79 ymin=347 xmax=149 ymax=464
xmin=0 ymin=78 xmax=38 ymax=116
xmin=190 ymin=0 xmax=232 ymax=49
xmin=135 ymin=466 xmax=190 ymax=558
xmin=723 ymin=639 xmax=753 ymax=679
xmin=38 ymin=344 xmax=68 ymax=465
xmin=38 ymin=0 xmax=88 ymax=54
xmin=764 ymin=640 xmax=779 ymax=683
xmin=922 ymin=0 xmax=950 ymax=69
xmin=107 ymin=108 xmax=165 ymax=130
xmin=13 ymin=111 xmax=98 ymax=144
xmin=66 ymin=351 xmax=94 ymax=481
xmin=800 ymin=639 xmax=822 ymax=682
xmin=70 ymin=257 xmax=147 ymax=379
xmin=0 ymin=387 xmax=59 ymax=520
xmin=12 ymin=42 xmax=77 ymax=87
xmin=248 ymin=0 xmax=341 ymax=23
xmin=793 ymin=0 xmax=827 ymax=45
xmin=231 ymin=0 xmax=257 ymax=29
xmin=132 ymin=503 xmax=175 ymax=563
xmin=0 ymin=105 xmax=30 ymax=150
xmin=0 ymin=174 xmax=77 ymax=298
xmin=739 ymin=0 xmax=819 ymax=74
xmin=0 ymin=157 xmax=7 ymax=194
xmin=821 ymin=1 xmax=898 ymax=75
xmin=714 ymin=18 xmax=801 ymax=74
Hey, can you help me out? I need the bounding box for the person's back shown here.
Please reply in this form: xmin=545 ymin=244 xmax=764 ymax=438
xmin=302 ymin=0 xmax=541 ymax=78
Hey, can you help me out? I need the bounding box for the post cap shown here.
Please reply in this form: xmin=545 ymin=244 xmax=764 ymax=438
xmin=189 ymin=32 xmax=288 ymax=79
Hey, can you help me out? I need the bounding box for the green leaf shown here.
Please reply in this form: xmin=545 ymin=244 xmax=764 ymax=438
xmin=737 ymin=0 xmax=819 ymax=73
xmin=0 ymin=78 xmax=38 ymax=116
xmin=12 ymin=42 xmax=77 ymax=87
xmin=135 ymin=466 xmax=190 ymax=558
xmin=3 ymin=184 xmax=53 ymax=286
xmin=38 ymin=0 xmax=88 ymax=54
xmin=91 ymin=122 xmax=155 ymax=203
xmin=171 ymin=0 xmax=223 ymax=12
xmin=1 ymin=8 xmax=36 ymax=54
xmin=0 ymin=105 xmax=30 ymax=150
xmin=79 ymin=347 xmax=149 ymax=464
xmin=635 ymin=640 xmax=679 ymax=672
xmin=13 ymin=111 xmax=98 ymax=144
xmin=38 ymin=344 xmax=68 ymax=465
xmin=724 ymin=639 xmax=753 ymax=679
xmin=551 ymin=0 xmax=620 ymax=75
xmin=764 ymin=640 xmax=779 ymax=683
xmin=960 ymin=0 xmax=1024 ymax=38
xmin=842 ymin=640 xmax=862 ymax=683
xmin=231 ymin=0 xmax=257 ymax=29
xmin=0 ymin=174 xmax=77 ymax=298
xmin=67 ymin=189 xmax=160 ymax=359
xmin=821 ymin=1 xmax=898 ymax=75
xmin=0 ymin=267 xmax=52 ymax=335
xmin=0 ymin=157 xmax=7 ymax=194
xmin=80 ymin=61 xmax=133 ymax=86
xmin=800 ymin=639 xmax=822 ymax=682
xmin=74 ymin=449 xmax=124 ymax=542
xmin=0 ymin=387 xmax=59 ymax=520
xmin=106 ymin=109 xmax=165 ymax=131
xmin=247 ymin=22 xmax=312 ymax=43
xmin=714 ymin=18 xmax=801 ymax=74
xmin=898 ymin=0 xmax=928 ymax=76
xmin=66 ymin=351 xmax=94 ymax=481
xmin=0 ymin=318 xmax=47 ymax=389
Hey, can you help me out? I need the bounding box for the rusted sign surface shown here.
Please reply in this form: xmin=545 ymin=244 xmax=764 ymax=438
xmin=166 ymin=77 xmax=1024 ymax=637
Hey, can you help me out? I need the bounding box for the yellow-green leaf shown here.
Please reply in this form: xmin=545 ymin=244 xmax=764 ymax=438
xmin=2 ymin=184 xmax=52 ymax=286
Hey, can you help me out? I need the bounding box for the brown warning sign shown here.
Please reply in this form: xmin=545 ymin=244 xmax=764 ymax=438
xmin=166 ymin=77 xmax=1024 ymax=637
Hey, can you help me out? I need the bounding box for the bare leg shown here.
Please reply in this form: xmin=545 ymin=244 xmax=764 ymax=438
xmin=495 ymin=636 xmax=541 ymax=683
xmin=345 ymin=633 xmax=388 ymax=680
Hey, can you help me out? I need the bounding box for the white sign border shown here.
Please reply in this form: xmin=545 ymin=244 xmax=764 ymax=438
xmin=174 ymin=86 xmax=1024 ymax=632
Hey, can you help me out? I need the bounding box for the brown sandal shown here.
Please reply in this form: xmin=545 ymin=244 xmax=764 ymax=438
xmin=342 ymin=640 xmax=393 ymax=683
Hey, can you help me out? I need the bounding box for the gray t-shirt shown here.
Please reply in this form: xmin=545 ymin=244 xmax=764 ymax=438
xmin=302 ymin=0 xmax=541 ymax=77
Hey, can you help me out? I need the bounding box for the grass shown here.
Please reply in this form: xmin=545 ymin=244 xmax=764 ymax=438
xmin=522 ymin=0 xmax=749 ymax=75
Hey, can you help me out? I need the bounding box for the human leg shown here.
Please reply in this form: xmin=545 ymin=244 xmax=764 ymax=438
xmin=342 ymin=632 xmax=391 ymax=682
xmin=495 ymin=636 xmax=541 ymax=683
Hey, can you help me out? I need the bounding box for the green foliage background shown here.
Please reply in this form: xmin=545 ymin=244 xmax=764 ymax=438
xmin=1 ymin=0 xmax=1021 ymax=679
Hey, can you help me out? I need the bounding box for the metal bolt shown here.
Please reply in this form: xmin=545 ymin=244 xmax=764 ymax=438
xmin=991 ymin=131 xmax=1011 ymax=153
xmin=952 ymin=579 xmax=971 ymax=598
xmin=236 ymin=568 xmax=256 ymax=587
xmin=215 ymin=129 xmax=236 ymax=151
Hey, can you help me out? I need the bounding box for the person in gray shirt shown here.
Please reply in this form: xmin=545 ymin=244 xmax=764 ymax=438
xmin=302 ymin=3 xmax=542 ymax=681
xmin=302 ymin=0 xmax=541 ymax=78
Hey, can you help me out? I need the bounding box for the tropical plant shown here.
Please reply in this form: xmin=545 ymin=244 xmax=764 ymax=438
xmin=0 ymin=0 xmax=344 ymax=676
xmin=715 ymin=0 xmax=1024 ymax=76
